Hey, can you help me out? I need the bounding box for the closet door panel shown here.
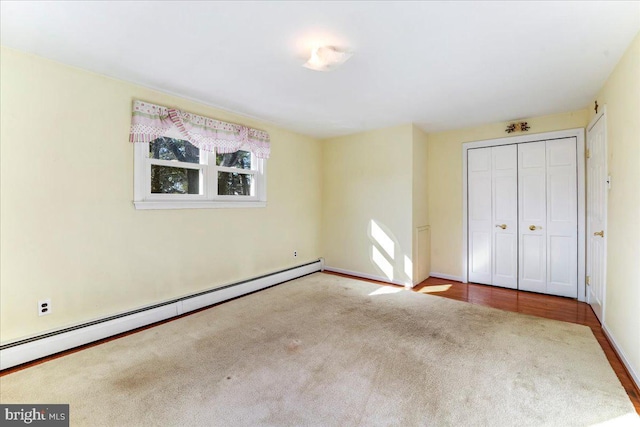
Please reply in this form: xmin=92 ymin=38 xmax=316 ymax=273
xmin=518 ymin=142 xmax=547 ymax=293
xmin=468 ymin=148 xmax=492 ymax=284
xmin=546 ymin=138 xmax=578 ymax=297
xmin=492 ymin=145 xmax=518 ymax=288
xmin=521 ymin=234 xmax=546 ymax=292
xmin=470 ymin=232 xmax=491 ymax=283
xmin=495 ymin=233 xmax=517 ymax=285
xmin=521 ymin=175 xmax=546 ymax=221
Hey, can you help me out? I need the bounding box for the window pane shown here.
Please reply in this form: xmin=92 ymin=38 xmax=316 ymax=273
xmin=218 ymin=172 xmax=253 ymax=196
xmin=149 ymin=137 xmax=200 ymax=164
xmin=151 ymin=165 xmax=201 ymax=194
xmin=216 ymin=150 xmax=251 ymax=169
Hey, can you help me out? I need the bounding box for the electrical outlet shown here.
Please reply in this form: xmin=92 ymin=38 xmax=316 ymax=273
xmin=294 ymin=251 xmax=297 ymax=257
xmin=38 ymin=298 xmax=51 ymax=316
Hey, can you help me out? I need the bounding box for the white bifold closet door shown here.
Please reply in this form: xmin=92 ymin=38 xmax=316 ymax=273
xmin=468 ymin=138 xmax=577 ymax=298
xmin=518 ymin=139 xmax=578 ymax=298
xmin=468 ymin=145 xmax=518 ymax=288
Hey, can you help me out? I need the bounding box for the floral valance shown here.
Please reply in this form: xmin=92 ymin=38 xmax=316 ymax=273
xmin=129 ymin=100 xmax=270 ymax=159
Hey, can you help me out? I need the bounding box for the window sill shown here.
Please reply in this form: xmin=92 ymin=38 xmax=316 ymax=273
xmin=134 ymin=200 xmax=267 ymax=210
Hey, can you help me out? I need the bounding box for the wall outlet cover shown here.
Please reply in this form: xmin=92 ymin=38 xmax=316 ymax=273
xmin=38 ymin=298 xmax=51 ymax=316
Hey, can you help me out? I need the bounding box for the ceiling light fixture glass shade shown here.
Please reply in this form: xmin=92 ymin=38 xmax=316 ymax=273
xmin=303 ymin=46 xmax=352 ymax=71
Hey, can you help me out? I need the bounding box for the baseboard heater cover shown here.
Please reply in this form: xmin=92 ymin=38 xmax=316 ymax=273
xmin=0 ymin=260 xmax=322 ymax=371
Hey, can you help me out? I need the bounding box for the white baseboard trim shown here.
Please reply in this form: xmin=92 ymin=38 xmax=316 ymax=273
xmin=429 ymin=272 xmax=463 ymax=282
xmin=323 ymin=266 xmax=411 ymax=287
xmin=0 ymin=260 xmax=322 ymax=371
xmin=602 ymin=323 xmax=640 ymax=392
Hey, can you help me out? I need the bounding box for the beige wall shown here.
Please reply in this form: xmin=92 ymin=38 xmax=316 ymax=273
xmin=427 ymin=109 xmax=590 ymax=278
xmin=322 ymin=124 xmax=414 ymax=285
xmin=0 ymin=47 xmax=323 ymax=342
xmin=589 ymin=31 xmax=640 ymax=380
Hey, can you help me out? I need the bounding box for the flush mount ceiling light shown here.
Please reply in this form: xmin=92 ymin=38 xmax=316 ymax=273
xmin=303 ymin=46 xmax=353 ymax=72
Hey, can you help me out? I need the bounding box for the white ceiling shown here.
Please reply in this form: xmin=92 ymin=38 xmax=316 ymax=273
xmin=1 ymin=1 xmax=639 ymax=138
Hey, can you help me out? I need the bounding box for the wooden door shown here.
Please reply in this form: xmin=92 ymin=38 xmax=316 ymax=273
xmin=491 ymin=145 xmax=518 ymax=289
xmin=518 ymin=139 xmax=578 ymax=297
xmin=518 ymin=141 xmax=548 ymax=293
xmin=587 ymin=114 xmax=607 ymax=322
xmin=468 ymin=146 xmax=518 ymax=287
xmin=546 ymin=138 xmax=578 ymax=298
xmin=468 ymin=148 xmax=492 ymax=285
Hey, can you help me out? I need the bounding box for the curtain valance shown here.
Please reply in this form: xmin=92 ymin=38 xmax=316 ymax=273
xmin=129 ymin=100 xmax=270 ymax=159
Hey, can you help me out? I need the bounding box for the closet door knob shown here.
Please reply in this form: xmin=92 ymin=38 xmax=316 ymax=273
xmin=529 ymin=225 xmax=542 ymax=231
xmin=594 ymin=230 xmax=604 ymax=237
xmin=495 ymin=224 xmax=507 ymax=230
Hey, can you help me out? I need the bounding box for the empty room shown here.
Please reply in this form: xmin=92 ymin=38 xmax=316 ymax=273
xmin=1 ymin=1 xmax=639 ymax=425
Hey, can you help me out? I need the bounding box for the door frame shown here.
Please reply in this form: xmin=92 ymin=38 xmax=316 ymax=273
xmin=461 ymin=128 xmax=586 ymax=302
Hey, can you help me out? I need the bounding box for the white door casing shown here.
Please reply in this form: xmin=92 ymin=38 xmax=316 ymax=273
xmin=586 ymin=110 xmax=607 ymax=322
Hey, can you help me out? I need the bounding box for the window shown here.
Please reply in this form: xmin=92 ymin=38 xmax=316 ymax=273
xmin=129 ymin=100 xmax=270 ymax=209
xmin=134 ymin=137 xmax=266 ymax=209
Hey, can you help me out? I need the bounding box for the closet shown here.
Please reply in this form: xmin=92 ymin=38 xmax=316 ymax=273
xmin=467 ymin=138 xmax=578 ymax=298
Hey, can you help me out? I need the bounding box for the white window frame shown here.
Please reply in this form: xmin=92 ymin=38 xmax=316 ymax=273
xmin=133 ymin=141 xmax=266 ymax=210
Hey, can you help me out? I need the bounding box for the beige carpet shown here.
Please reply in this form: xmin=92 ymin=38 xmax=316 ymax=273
xmin=1 ymin=273 xmax=638 ymax=426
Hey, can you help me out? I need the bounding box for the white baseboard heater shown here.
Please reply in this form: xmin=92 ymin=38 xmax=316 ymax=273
xmin=0 ymin=260 xmax=323 ymax=371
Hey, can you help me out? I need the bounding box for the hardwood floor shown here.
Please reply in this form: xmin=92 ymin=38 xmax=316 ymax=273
xmin=326 ymin=271 xmax=640 ymax=414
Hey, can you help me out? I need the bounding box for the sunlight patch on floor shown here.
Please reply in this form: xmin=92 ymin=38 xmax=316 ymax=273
xmin=417 ymin=284 xmax=452 ymax=294
xmin=368 ymin=286 xmax=404 ymax=296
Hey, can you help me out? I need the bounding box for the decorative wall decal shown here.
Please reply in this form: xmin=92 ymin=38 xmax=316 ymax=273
xmin=505 ymin=122 xmax=530 ymax=134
